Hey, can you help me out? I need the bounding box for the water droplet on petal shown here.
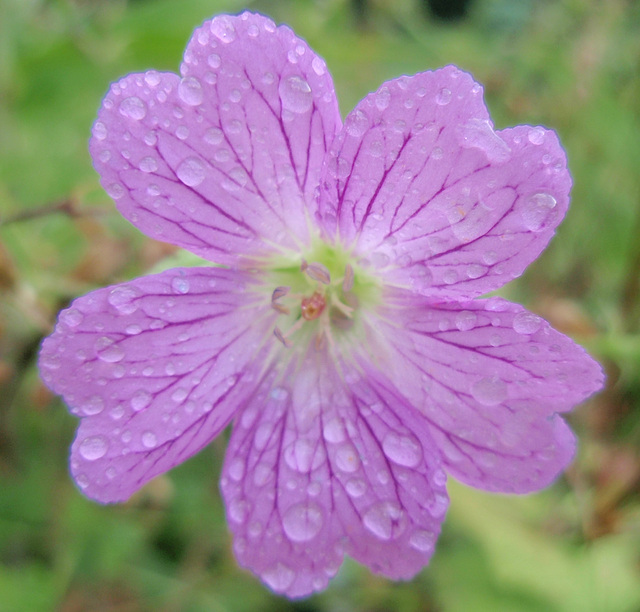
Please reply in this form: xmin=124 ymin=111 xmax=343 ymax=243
xmin=178 ymin=76 xmax=203 ymax=106
xmin=204 ymin=127 xmax=223 ymax=145
xmin=119 ymin=96 xmax=147 ymax=121
xmin=171 ymin=275 xmax=190 ymax=294
xmin=228 ymin=498 xmax=249 ymax=523
xmin=435 ymin=87 xmax=452 ymax=105
xmin=513 ymin=311 xmax=542 ymax=334
xmin=457 ymin=118 xmax=511 ymax=163
xmin=521 ymin=192 xmax=557 ymax=231
xmin=228 ymin=458 xmax=245 ymax=481
xmin=79 ymin=435 xmax=108 ymax=461
xmin=471 ymin=376 xmax=507 ymax=406
xmin=60 ymin=308 xmax=83 ymax=327
xmin=81 ymin=395 xmax=104 ymax=416
xmin=131 ymin=389 xmax=152 ymax=412
xmin=363 ymin=501 xmax=405 ymax=541
xmin=138 ymin=156 xmax=158 ymax=173
xmin=93 ymin=121 xmax=107 ymax=140
xmin=106 ymin=183 xmax=124 ymax=200
xmin=409 ymin=530 xmax=436 ymax=552
xmin=95 ymin=337 xmax=124 ymax=363
xmin=527 ymin=126 xmax=545 ymax=145
xmin=284 ymin=438 xmax=314 ymax=473
xmin=144 ymin=71 xmax=161 ymax=87
xmin=382 ymin=432 xmax=422 ymax=467
xmin=282 ymin=502 xmax=323 ymax=542
xmin=335 ymin=443 xmax=360 ymax=473
xmin=210 ymin=16 xmax=236 ymax=42
xmin=312 ymin=56 xmax=326 ymax=75
xmin=142 ymin=431 xmax=157 ymax=448
xmin=345 ymin=478 xmax=366 ymax=498
xmin=177 ymin=157 xmax=205 ymax=186
xmin=263 ymin=563 xmax=295 ymax=592
xmin=322 ymin=418 xmax=346 ymax=443
xmin=345 ymin=109 xmax=369 ymax=137
xmin=108 ymin=286 xmax=139 ymax=314
xmin=455 ymin=310 xmax=477 ymax=331
xmin=375 ymin=86 xmax=391 ymax=110
xmin=279 ymin=76 xmax=313 ymax=113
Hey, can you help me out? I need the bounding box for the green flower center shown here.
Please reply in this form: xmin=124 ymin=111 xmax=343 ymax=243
xmin=265 ymin=239 xmax=382 ymax=352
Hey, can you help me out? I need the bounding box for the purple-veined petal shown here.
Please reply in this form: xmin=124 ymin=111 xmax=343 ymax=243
xmin=363 ymin=292 xmax=604 ymax=493
xmin=318 ymin=66 xmax=571 ymax=298
xmin=91 ymin=12 xmax=341 ymax=264
xmin=220 ymin=353 xmax=447 ymax=598
xmin=39 ymin=267 xmax=277 ymax=502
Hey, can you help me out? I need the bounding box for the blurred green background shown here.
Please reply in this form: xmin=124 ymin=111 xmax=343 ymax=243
xmin=1 ymin=0 xmax=639 ymax=610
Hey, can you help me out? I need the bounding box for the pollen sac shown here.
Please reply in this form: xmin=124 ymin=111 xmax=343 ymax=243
xmin=301 ymin=291 xmax=326 ymax=321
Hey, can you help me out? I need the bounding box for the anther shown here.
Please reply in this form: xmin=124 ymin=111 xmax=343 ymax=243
xmin=274 ymin=326 xmax=292 ymax=348
xmin=271 ymin=286 xmax=291 ymax=314
xmin=342 ymin=264 xmax=354 ymax=292
xmin=304 ymin=261 xmax=331 ymax=285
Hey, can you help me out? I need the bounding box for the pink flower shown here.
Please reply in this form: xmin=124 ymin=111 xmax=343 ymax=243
xmin=39 ymin=12 xmax=603 ymax=598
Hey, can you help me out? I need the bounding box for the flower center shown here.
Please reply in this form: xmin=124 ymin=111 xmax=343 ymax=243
xmin=265 ymin=240 xmax=380 ymax=353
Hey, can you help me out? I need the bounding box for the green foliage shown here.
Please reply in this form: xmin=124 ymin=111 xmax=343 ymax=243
xmin=1 ymin=0 xmax=639 ymax=610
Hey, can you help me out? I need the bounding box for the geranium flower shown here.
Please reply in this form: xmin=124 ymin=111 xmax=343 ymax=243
xmin=39 ymin=11 xmax=603 ymax=597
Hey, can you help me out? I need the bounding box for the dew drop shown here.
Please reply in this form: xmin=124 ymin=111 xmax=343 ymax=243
xmin=287 ymin=438 xmax=316 ymax=472
xmin=363 ymin=501 xmax=405 ymax=541
xmin=345 ymin=109 xmax=369 ymax=137
xmin=81 ymin=395 xmax=104 ymax=416
xmin=108 ymin=286 xmax=140 ymax=315
xmin=138 ymin=156 xmax=158 ymax=173
xmin=60 ymin=308 xmax=83 ymax=327
xmin=382 ymin=432 xmax=422 ymax=467
xmin=345 ymin=478 xmax=366 ymax=498
xmin=521 ymin=192 xmax=557 ymax=231
xmin=79 ymin=435 xmax=108 ymax=461
xmin=204 ymin=127 xmax=223 ymax=145
xmin=322 ymin=417 xmax=346 ymax=443
xmin=93 ymin=121 xmax=107 ymax=140
xmin=178 ymin=76 xmax=203 ymax=106
xmin=471 ymin=376 xmax=507 ymax=406
xmin=228 ymin=458 xmax=245 ymax=481
xmin=528 ymin=126 xmax=545 ymax=145
xmin=210 ymin=16 xmax=236 ymax=42
xmin=119 ymin=96 xmax=147 ymax=121
xmin=455 ymin=310 xmax=477 ymax=331
xmin=435 ymin=87 xmax=452 ymax=105
xmin=131 ymin=389 xmax=152 ymax=412
xmin=171 ymin=275 xmax=190 ymax=294
xmin=142 ymin=431 xmax=157 ymax=448
xmin=409 ymin=530 xmax=436 ymax=552
xmin=177 ymin=156 xmax=205 ymax=186
xmin=279 ymin=76 xmax=313 ymax=113
xmin=228 ymin=498 xmax=249 ymax=523
xmin=513 ymin=311 xmax=542 ymax=334
xmin=335 ymin=443 xmax=360 ymax=473
xmin=375 ymin=86 xmax=391 ymax=110
xmin=312 ymin=56 xmax=326 ymax=75
xmin=144 ymin=71 xmax=161 ymax=87
xmin=282 ymin=502 xmax=323 ymax=542
xmin=262 ymin=563 xmax=295 ymax=592
xmin=457 ymin=118 xmax=511 ymax=163
xmin=95 ymin=337 xmax=124 ymax=363
xmin=106 ymin=183 xmax=124 ymax=200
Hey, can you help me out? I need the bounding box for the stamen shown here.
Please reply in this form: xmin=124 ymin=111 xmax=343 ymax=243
xmin=271 ymin=286 xmax=291 ymax=314
xmin=342 ymin=263 xmax=354 ymax=292
xmin=274 ymin=326 xmax=292 ymax=348
xmin=304 ymin=262 xmax=331 ymax=285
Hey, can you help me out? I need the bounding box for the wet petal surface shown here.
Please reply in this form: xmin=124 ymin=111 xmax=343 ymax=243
xmin=318 ymin=66 xmax=572 ymax=297
xmin=221 ymin=353 xmax=447 ymax=597
xmin=367 ymin=293 xmax=604 ymax=492
xmin=39 ymin=267 xmax=276 ymax=502
xmin=91 ymin=12 xmax=341 ymax=264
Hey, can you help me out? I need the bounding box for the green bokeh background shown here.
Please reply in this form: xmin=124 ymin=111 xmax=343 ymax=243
xmin=1 ymin=0 xmax=639 ymax=610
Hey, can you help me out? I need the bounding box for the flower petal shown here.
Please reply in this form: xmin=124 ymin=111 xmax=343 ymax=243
xmin=91 ymin=12 xmax=341 ymax=264
xmin=366 ymin=293 xmax=603 ymax=492
xmin=221 ymin=354 xmax=447 ymax=597
xmin=318 ymin=66 xmax=571 ymax=297
xmin=39 ymin=267 xmax=276 ymax=502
